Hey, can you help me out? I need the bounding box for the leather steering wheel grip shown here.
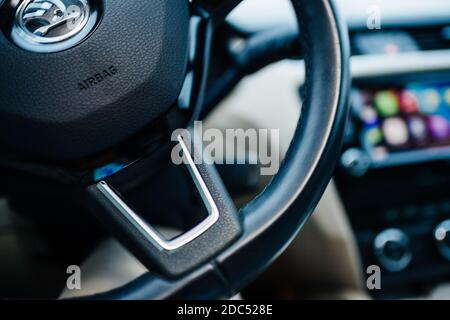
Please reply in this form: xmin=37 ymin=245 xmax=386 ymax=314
xmin=86 ymin=0 xmax=350 ymax=300
xmin=216 ymin=0 xmax=351 ymax=291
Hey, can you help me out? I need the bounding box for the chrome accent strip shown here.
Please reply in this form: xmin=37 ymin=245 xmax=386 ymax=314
xmin=351 ymin=49 xmax=450 ymax=78
xmin=96 ymin=135 xmax=220 ymax=251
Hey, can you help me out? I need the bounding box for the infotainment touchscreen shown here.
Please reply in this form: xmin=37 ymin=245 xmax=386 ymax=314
xmin=353 ymin=82 xmax=450 ymax=166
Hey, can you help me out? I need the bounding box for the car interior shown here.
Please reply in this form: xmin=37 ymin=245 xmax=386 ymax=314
xmin=0 ymin=0 xmax=450 ymax=300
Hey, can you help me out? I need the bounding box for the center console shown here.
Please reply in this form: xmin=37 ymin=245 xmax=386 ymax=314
xmin=335 ymin=32 xmax=450 ymax=297
xmin=336 ymin=162 xmax=450 ymax=297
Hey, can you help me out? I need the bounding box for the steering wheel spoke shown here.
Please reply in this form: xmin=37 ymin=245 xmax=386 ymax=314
xmin=86 ymin=127 xmax=242 ymax=279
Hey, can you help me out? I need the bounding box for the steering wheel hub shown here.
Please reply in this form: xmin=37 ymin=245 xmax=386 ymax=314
xmin=0 ymin=0 xmax=190 ymax=160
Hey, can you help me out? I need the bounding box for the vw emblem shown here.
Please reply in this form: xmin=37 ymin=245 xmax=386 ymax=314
xmin=11 ymin=0 xmax=98 ymax=53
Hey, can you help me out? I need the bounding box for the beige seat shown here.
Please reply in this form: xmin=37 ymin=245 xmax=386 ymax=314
xmin=60 ymin=238 xmax=147 ymax=299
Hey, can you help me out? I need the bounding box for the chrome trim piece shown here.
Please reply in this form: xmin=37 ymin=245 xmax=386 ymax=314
xmin=96 ymin=135 xmax=220 ymax=251
xmin=351 ymin=49 xmax=450 ymax=78
xmin=11 ymin=0 xmax=98 ymax=53
xmin=16 ymin=0 xmax=90 ymax=43
xmin=252 ymin=50 xmax=450 ymax=93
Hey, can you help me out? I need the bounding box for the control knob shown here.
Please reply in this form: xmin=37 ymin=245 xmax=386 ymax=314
xmin=434 ymin=220 xmax=450 ymax=261
xmin=374 ymin=228 xmax=412 ymax=272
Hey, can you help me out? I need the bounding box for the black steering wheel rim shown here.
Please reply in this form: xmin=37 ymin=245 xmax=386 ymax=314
xmin=82 ymin=0 xmax=350 ymax=300
xmin=0 ymin=0 xmax=349 ymax=300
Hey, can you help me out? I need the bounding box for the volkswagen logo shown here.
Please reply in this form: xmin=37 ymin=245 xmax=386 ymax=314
xmin=11 ymin=0 xmax=98 ymax=53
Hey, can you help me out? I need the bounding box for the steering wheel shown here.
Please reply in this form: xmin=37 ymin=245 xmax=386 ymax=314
xmin=0 ymin=0 xmax=349 ymax=299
